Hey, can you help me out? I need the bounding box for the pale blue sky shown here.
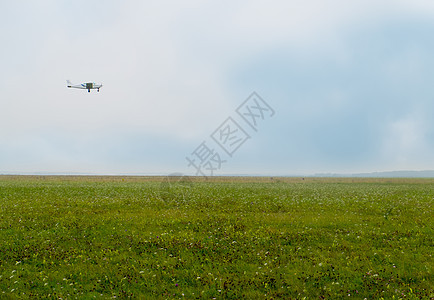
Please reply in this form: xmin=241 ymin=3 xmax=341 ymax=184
xmin=1 ymin=1 xmax=434 ymax=175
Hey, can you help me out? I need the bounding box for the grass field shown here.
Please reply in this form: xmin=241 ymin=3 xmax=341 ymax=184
xmin=0 ymin=175 xmax=432 ymax=299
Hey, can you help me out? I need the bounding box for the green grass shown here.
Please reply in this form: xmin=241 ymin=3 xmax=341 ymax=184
xmin=0 ymin=176 xmax=432 ymax=299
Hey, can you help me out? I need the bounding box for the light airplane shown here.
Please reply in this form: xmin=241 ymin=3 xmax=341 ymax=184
xmin=67 ymin=80 xmax=102 ymax=92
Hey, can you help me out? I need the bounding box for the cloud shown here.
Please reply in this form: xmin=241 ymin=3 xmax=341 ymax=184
xmin=1 ymin=0 xmax=434 ymax=174
xmin=381 ymin=112 xmax=433 ymax=169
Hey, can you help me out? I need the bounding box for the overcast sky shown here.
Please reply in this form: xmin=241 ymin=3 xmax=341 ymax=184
xmin=1 ymin=0 xmax=434 ymax=175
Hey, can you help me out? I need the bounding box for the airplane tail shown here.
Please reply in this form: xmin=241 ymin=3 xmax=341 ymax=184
xmin=66 ymin=79 xmax=72 ymax=87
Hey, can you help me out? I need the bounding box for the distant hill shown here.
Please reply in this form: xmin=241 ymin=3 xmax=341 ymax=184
xmin=314 ymin=170 xmax=434 ymax=178
xmin=2 ymin=170 xmax=434 ymax=178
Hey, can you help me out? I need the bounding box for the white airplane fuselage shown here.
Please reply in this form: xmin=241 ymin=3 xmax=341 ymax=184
xmin=67 ymin=80 xmax=102 ymax=92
